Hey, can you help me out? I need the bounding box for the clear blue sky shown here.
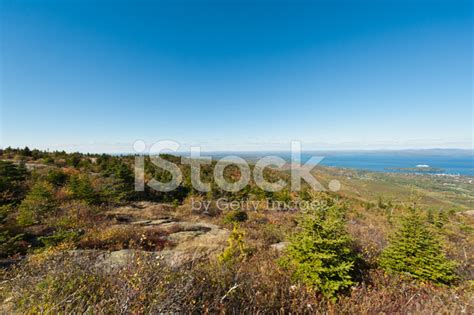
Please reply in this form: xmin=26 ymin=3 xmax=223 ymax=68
xmin=1 ymin=0 xmax=472 ymax=153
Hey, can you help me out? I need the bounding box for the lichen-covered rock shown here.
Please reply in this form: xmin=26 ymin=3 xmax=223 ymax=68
xmin=62 ymin=202 xmax=231 ymax=269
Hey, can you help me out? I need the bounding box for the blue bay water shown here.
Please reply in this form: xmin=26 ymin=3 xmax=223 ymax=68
xmin=208 ymin=150 xmax=474 ymax=176
xmin=312 ymin=153 xmax=474 ymax=176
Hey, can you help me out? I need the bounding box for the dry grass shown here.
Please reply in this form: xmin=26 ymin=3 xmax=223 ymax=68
xmin=1 ymin=246 xmax=472 ymax=314
xmin=78 ymin=225 xmax=172 ymax=251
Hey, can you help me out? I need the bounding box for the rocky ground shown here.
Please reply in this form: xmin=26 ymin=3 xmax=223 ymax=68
xmin=72 ymin=202 xmax=230 ymax=270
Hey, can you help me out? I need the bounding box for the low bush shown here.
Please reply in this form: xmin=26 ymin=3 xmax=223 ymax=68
xmin=38 ymin=229 xmax=81 ymax=248
xmin=223 ymin=210 xmax=248 ymax=224
xmin=0 ymin=231 xmax=26 ymax=258
xmin=2 ymin=249 xmax=470 ymax=314
xmin=219 ymin=224 xmax=247 ymax=264
xmin=78 ymin=225 xmax=170 ymax=251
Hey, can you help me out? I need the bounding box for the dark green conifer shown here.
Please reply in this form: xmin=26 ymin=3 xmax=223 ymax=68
xmin=281 ymin=200 xmax=356 ymax=299
xmin=379 ymin=206 xmax=457 ymax=284
xmin=17 ymin=181 xmax=57 ymax=226
xmin=68 ymin=175 xmax=99 ymax=205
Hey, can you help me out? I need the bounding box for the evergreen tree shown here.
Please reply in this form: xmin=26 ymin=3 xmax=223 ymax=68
xmin=112 ymin=162 xmax=134 ymax=200
xmin=68 ymin=175 xmax=99 ymax=205
xmin=379 ymin=206 xmax=457 ymax=284
xmin=20 ymin=146 xmax=31 ymax=157
xmin=99 ymin=162 xmax=135 ymax=203
xmin=66 ymin=153 xmax=82 ymax=168
xmin=17 ymin=182 xmax=58 ymax=226
xmin=45 ymin=169 xmax=69 ymax=187
xmin=0 ymin=161 xmax=28 ymax=204
xmin=281 ymin=200 xmax=356 ymax=299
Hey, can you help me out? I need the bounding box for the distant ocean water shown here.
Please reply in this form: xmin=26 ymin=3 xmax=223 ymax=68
xmin=313 ymin=153 xmax=474 ymax=176
xmin=208 ymin=150 xmax=474 ymax=176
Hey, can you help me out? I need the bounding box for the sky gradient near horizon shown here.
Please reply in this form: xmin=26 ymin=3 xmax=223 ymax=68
xmin=1 ymin=0 xmax=472 ymax=153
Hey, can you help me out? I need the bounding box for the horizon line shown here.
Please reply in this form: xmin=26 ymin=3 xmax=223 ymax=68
xmin=1 ymin=146 xmax=473 ymax=155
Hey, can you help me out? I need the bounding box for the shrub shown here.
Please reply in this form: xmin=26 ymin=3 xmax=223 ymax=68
xmin=223 ymin=210 xmax=248 ymax=224
xmin=43 ymin=156 xmax=55 ymax=165
xmin=49 ymin=201 xmax=99 ymax=229
xmin=38 ymin=229 xmax=80 ymax=248
xmin=66 ymin=153 xmax=82 ymax=167
xmin=261 ymin=223 xmax=285 ymax=245
xmin=379 ymin=206 xmax=457 ymax=284
xmin=79 ymin=225 xmax=170 ymax=251
xmin=17 ymin=182 xmax=58 ymax=226
xmin=0 ymin=231 xmax=26 ymax=257
xmin=280 ymin=201 xmax=356 ymax=299
xmin=0 ymin=204 xmax=14 ymax=223
xmin=45 ymin=168 xmax=69 ymax=187
xmin=6 ymin=256 xmax=112 ymax=313
xmin=219 ymin=224 xmax=247 ymax=264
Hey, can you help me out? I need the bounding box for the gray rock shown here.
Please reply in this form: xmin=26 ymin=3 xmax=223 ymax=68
xmin=130 ymin=220 xmax=152 ymax=225
xmin=461 ymin=210 xmax=474 ymax=217
xmin=148 ymin=219 xmax=174 ymax=225
xmin=67 ymin=220 xmax=230 ymax=270
xmin=270 ymin=242 xmax=289 ymax=252
xmin=166 ymin=231 xmax=204 ymax=243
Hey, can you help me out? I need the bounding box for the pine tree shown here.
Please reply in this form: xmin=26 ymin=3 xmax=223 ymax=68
xmin=99 ymin=163 xmax=135 ymax=204
xmin=0 ymin=161 xmax=28 ymax=204
xmin=281 ymin=201 xmax=355 ymax=299
xmin=379 ymin=206 xmax=457 ymax=284
xmin=17 ymin=181 xmax=58 ymax=226
xmin=111 ymin=162 xmax=134 ymax=201
xmin=68 ymin=175 xmax=99 ymax=205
